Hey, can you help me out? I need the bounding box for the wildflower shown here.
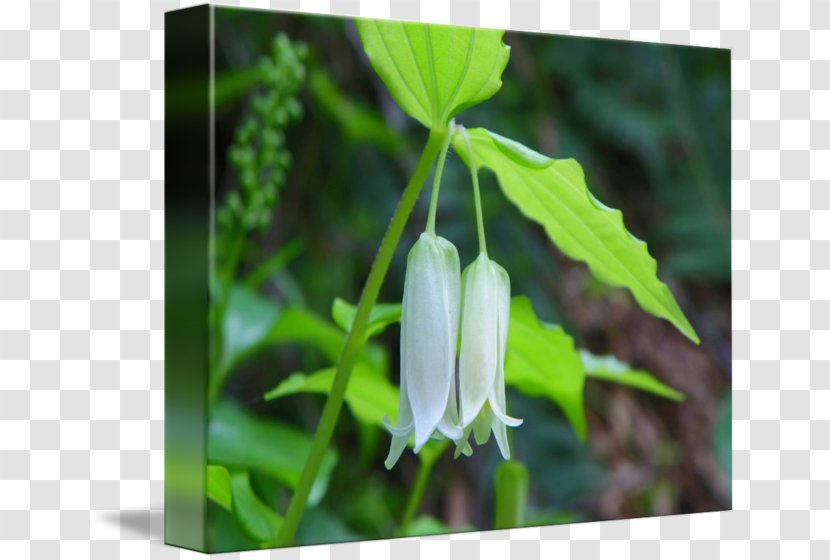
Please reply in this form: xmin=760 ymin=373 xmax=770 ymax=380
xmin=384 ymin=232 xmax=463 ymax=469
xmin=457 ymin=252 xmax=522 ymax=459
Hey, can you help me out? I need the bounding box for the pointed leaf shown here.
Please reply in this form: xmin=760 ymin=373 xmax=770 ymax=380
xmin=206 ymin=464 xmax=233 ymax=512
xmin=331 ymin=298 xmax=401 ymax=340
xmin=228 ymin=469 xmax=283 ymax=545
xmin=208 ymin=401 xmax=337 ymax=507
xmin=220 ymin=285 xmax=344 ymax=372
xmin=221 ymin=284 xmax=281 ymax=371
xmin=266 ymin=306 xmax=344 ymax=362
xmin=356 ymin=20 xmax=510 ymax=129
xmin=206 ymin=465 xmax=284 ymax=546
xmin=579 ymin=350 xmax=685 ymax=401
xmin=264 ymin=364 xmax=399 ymax=428
xmin=504 ymin=296 xmax=586 ymax=440
xmin=453 ymin=129 xmax=699 ymax=343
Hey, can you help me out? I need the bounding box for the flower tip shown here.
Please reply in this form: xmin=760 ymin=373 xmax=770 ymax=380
xmin=491 ymin=403 xmax=523 ymax=428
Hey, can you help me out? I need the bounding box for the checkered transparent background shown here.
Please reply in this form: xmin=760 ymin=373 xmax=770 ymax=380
xmin=0 ymin=0 xmax=827 ymax=558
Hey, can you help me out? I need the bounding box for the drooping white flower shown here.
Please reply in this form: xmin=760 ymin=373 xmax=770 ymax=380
xmin=457 ymin=252 xmax=522 ymax=459
xmin=384 ymin=232 xmax=463 ymax=469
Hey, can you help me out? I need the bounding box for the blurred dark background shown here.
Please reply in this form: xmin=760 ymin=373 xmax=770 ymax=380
xmin=191 ymin=8 xmax=731 ymax=545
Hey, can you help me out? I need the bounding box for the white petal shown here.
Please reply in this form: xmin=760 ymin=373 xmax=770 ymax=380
xmin=491 ymin=414 xmax=511 ymax=460
xmin=490 ymin=263 xmax=521 ymax=460
xmin=434 ymin=235 xmax=463 ymax=441
xmin=452 ymin=426 xmax=474 ymax=458
xmin=403 ymin=233 xmax=459 ymax=450
xmin=384 ymin=426 xmax=412 ymax=469
xmin=458 ymin=254 xmax=499 ymax=426
xmin=436 ymin=365 xmax=463 ymax=441
xmin=384 ymin=365 xmax=413 ymax=469
xmin=490 ymin=401 xmax=523 ymax=428
xmin=490 ymin=259 xmax=521 ymax=431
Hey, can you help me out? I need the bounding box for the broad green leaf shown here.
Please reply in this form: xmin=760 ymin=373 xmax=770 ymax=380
xmin=356 ymin=20 xmax=510 ymax=129
xmin=267 ymin=306 xmax=344 ymax=362
xmin=331 ymin=298 xmax=401 ymax=340
xmin=215 ymin=285 xmax=345 ymax=401
xmin=221 ymin=284 xmax=344 ymax=370
xmin=207 ymin=464 xmax=233 ymax=511
xmin=505 ymin=296 xmax=586 ymax=439
xmin=221 ymin=284 xmax=281 ymax=372
xmin=579 ymin=350 xmax=685 ymax=401
xmin=228 ymin=469 xmax=283 ymax=545
xmin=264 ymin=364 xmax=398 ymax=428
xmin=453 ymin=129 xmax=699 ymax=344
xmin=206 ymin=465 xmax=284 ymax=546
xmin=208 ymin=401 xmax=337 ymax=507
xmin=493 ymin=460 xmax=529 ymax=530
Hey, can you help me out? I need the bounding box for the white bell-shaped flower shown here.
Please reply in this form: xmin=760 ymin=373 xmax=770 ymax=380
xmin=457 ymin=252 xmax=522 ymax=459
xmin=384 ymin=232 xmax=463 ymax=469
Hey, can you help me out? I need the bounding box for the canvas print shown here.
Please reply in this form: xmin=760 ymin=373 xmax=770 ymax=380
xmin=165 ymin=5 xmax=731 ymax=553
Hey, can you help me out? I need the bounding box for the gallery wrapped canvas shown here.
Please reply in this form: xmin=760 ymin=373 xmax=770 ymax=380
xmin=165 ymin=4 xmax=731 ymax=553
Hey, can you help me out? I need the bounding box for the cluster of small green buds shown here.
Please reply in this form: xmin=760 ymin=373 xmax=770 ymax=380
xmin=219 ymin=33 xmax=308 ymax=234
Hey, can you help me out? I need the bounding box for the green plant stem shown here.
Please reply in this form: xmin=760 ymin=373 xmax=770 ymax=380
xmin=398 ymin=439 xmax=449 ymax=536
xmin=425 ymin=122 xmax=454 ymax=235
xmin=275 ymin=128 xmax=450 ymax=547
xmin=460 ymin=127 xmax=488 ymax=255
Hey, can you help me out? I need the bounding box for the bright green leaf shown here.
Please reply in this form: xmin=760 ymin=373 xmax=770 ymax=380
xmin=228 ymin=469 xmax=284 ymax=545
xmin=331 ymin=298 xmax=401 ymax=339
xmin=505 ymin=296 xmax=586 ymax=440
xmin=356 ymin=20 xmax=510 ymax=129
xmin=580 ymin=350 xmax=685 ymax=401
xmin=493 ymin=460 xmax=529 ymax=529
xmin=206 ymin=464 xmax=284 ymax=546
xmin=264 ymin=364 xmax=398 ymax=428
xmin=208 ymin=401 xmax=337 ymax=507
xmin=215 ymin=285 xmax=346 ymax=402
xmin=221 ymin=285 xmax=345 ymax=371
xmin=453 ymin=129 xmax=699 ymax=344
xmin=206 ymin=464 xmax=233 ymax=511
xmin=267 ymin=306 xmax=344 ymax=363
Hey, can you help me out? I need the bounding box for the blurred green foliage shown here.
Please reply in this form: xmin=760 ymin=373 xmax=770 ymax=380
xmin=191 ymin=10 xmax=731 ymax=551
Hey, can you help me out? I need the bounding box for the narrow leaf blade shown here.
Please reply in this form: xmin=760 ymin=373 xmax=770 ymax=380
xmin=264 ymin=364 xmax=399 ymax=428
xmin=331 ymin=298 xmax=401 ymax=339
xmin=580 ymin=350 xmax=685 ymax=402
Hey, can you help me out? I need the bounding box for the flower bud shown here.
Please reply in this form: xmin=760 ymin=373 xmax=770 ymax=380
xmin=384 ymin=232 xmax=463 ymax=469
xmin=458 ymin=253 xmax=522 ymax=459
